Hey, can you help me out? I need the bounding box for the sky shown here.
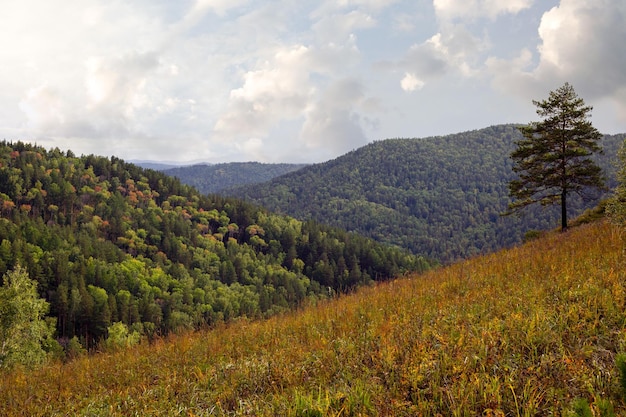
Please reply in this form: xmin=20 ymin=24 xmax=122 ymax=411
xmin=1 ymin=0 xmax=625 ymax=164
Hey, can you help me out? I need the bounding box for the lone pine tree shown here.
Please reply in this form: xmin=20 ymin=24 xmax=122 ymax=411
xmin=509 ymin=82 xmax=605 ymax=231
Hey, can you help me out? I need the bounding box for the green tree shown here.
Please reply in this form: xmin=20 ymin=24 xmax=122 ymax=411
xmin=0 ymin=265 xmax=55 ymax=369
xmin=104 ymin=322 xmax=140 ymax=350
xmin=509 ymin=82 xmax=605 ymax=231
xmin=607 ymin=140 xmax=626 ymax=225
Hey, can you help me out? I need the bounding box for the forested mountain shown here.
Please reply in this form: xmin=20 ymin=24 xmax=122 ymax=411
xmin=164 ymin=162 xmax=307 ymax=194
xmin=225 ymin=125 xmax=625 ymax=263
xmin=131 ymin=161 xmax=184 ymax=171
xmin=0 ymin=141 xmax=428 ymax=349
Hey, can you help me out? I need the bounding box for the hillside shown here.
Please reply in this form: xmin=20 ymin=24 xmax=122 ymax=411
xmin=2 ymin=220 xmax=625 ymax=415
xmin=130 ymin=161 xmax=184 ymax=171
xmin=225 ymin=125 xmax=625 ymax=263
xmin=164 ymin=162 xmax=308 ymax=194
xmin=0 ymin=141 xmax=428 ymax=349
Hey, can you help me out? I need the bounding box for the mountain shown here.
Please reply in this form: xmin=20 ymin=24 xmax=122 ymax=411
xmin=3 ymin=220 xmax=626 ymax=415
xmin=164 ymin=162 xmax=308 ymax=194
xmin=129 ymin=161 xmax=190 ymax=171
xmin=0 ymin=141 xmax=428 ymax=349
xmin=224 ymin=125 xmax=625 ymax=263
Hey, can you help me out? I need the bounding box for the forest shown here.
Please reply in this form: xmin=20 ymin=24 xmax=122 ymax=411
xmin=164 ymin=162 xmax=307 ymax=194
xmin=224 ymin=125 xmax=626 ymax=263
xmin=0 ymin=141 xmax=429 ymax=350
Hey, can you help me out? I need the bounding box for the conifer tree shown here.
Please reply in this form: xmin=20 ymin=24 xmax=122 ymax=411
xmin=508 ymin=82 xmax=605 ymax=231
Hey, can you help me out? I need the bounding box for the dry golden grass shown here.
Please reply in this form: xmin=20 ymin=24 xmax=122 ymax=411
xmin=2 ymin=221 xmax=626 ymax=416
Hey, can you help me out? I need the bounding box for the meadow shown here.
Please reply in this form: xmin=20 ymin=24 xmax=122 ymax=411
xmin=2 ymin=220 xmax=626 ymax=416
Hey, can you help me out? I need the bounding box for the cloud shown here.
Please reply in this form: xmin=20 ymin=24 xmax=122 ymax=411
xmin=300 ymin=78 xmax=370 ymax=155
xmin=212 ymin=31 xmax=366 ymax=156
xmin=400 ymin=73 xmax=425 ymax=91
xmin=2 ymin=0 xmax=623 ymax=164
xmin=485 ymin=48 xmax=536 ymax=96
xmin=84 ymin=51 xmax=159 ymax=108
xmin=392 ymin=12 xmax=419 ymax=33
xmin=188 ymin=0 xmax=249 ymax=19
xmin=312 ymin=10 xmax=378 ymax=42
xmin=397 ymin=24 xmax=486 ymax=89
xmin=23 ymin=51 xmax=163 ymax=140
xmin=433 ymin=0 xmax=533 ymax=21
xmin=19 ymin=84 xmax=66 ymax=132
xmin=403 ymin=34 xmax=449 ymax=78
xmin=312 ymin=0 xmax=401 ymax=17
xmin=213 ymin=45 xmax=315 ymax=139
xmin=535 ymin=0 xmax=626 ymax=96
xmin=487 ymin=0 xmax=626 ymax=123
xmin=3 ymin=1 xmax=174 ymax=143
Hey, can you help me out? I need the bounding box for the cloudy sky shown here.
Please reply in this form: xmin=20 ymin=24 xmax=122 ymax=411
xmin=1 ymin=0 xmax=625 ymax=163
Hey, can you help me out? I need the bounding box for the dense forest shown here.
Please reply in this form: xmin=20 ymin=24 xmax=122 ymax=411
xmin=0 ymin=141 xmax=428 ymax=349
xmin=164 ymin=162 xmax=307 ymax=194
xmin=225 ymin=125 xmax=625 ymax=262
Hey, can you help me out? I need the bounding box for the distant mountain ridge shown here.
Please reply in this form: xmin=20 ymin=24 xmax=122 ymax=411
xmin=164 ymin=162 xmax=308 ymax=194
xmin=222 ymin=125 xmax=625 ymax=263
xmin=130 ymin=161 xmax=196 ymax=171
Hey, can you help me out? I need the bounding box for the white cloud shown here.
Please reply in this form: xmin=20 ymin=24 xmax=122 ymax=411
xmin=392 ymin=12 xmax=418 ymax=33
xmin=313 ymin=10 xmax=378 ymax=42
xmin=19 ymin=84 xmax=66 ymax=132
xmin=300 ymin=79 xmax=370 ymax=155
xmin=188 ymin=0 xmax=249 ymax=18
xmin=487 ymin=0 xmax=626 ymax=125
xmin=31 ymin=51 xmax=164 ymax=140
xmin=313 ymin=0 xmax=401 ymax=17
xmin=213 ymin=30 xmax=367 ymax=159
xmin=404 ymin=34 xmax=449 ymax=77
xmin=536 ymin=1 xmax=626 ymax=92
xmin=535 ymin=0 xmax=626 ymax=124
xmin=213 ymin=45 xmax=315 ymax=139
xmin=84 ymin=52 xmax=160 ymax=110
xmin=434 ymin=0 xmax=533 ymax=21
xmin=485 ymin=48 xmax=536 ymax=96
xmin=401 ymin=73 xmax=425 ymax=91
xmin=398 ymin=24 xmax=486 ymax=85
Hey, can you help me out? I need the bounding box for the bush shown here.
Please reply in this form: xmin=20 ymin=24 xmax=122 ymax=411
xmin=104 ymin=322 xmax=140 ymax=350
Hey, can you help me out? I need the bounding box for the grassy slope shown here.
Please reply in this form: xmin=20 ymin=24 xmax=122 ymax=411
xmin=2 ymin=221 xmax=626 ymax=416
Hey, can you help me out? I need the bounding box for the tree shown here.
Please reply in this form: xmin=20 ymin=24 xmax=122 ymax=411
xmin=104 ymin=322 xmax=140 ymax=350
xmin=508 ymin=82 xmax=605 ymax=231
xmin=0 ymin=265 xmax=55 ymax=369
xmin=607 ymin=139 xmax=626 ymax=225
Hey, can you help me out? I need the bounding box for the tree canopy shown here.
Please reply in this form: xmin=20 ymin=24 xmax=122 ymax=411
xmin=0 ymin=140 xmax=428 ymax=352
xmin=509 ymin=83 xmax=605 ymax=231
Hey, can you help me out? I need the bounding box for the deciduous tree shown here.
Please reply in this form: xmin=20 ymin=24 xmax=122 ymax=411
xmin=0 ymin=265 xmax=55 ymax=369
